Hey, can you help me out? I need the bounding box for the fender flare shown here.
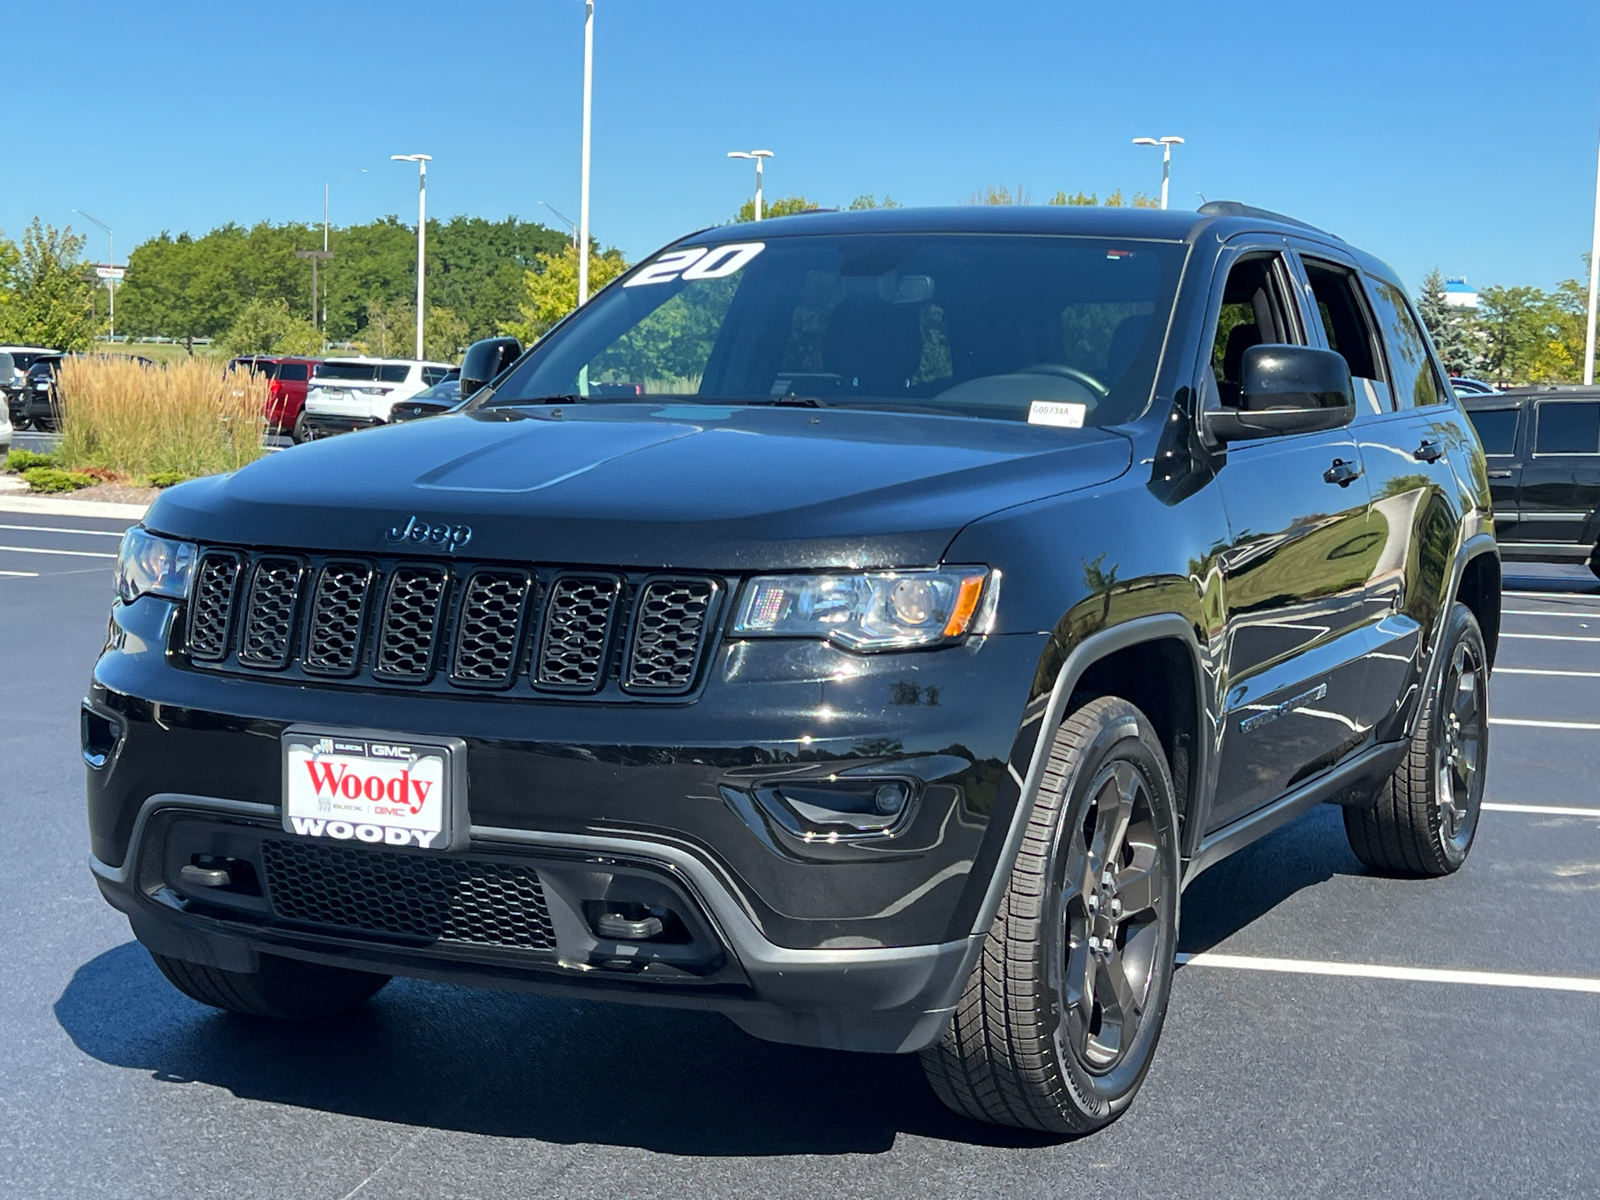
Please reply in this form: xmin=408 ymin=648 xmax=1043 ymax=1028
xmin=1406 ymin=531 xmax=1500 ymax=741
xmin=967 ymin=613 xmax=1208 ymax=941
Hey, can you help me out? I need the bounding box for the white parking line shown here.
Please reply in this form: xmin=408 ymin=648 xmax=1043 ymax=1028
xmin=1484 ymin=802 xmax=1600 ymax=817
xmin=1500 ymin=633 xmax=1600 ymax=643
xmin=1502 ymin=609 xmax=1600 ymax=618
xmin=1489 ymin=717 xmax=1600 ymax=731
xmin=1495 ymin=668 xmax=1600 ymax=678
xmin=1504 ymin=590 xmax=1600 ymax=599
xmin=1176 ymin=952 xmax=1600 ymax=995
xmin=0 ymin=545 xmax=116 ymax=559
xmin=0 ymin=569 xmax=39 ymax=577
xmin=0 ymin=524 xmax=126 ymax=538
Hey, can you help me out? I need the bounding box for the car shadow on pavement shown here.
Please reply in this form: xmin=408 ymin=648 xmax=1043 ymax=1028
xmin=1177 ymin=803 xmax=1368 ymax=955
xmin=55 ymin=940 xmax=1062 ymax=1155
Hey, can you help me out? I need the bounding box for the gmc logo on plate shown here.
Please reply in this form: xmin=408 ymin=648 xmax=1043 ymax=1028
xmin=385 ymin=516 xmax=473 ymax=552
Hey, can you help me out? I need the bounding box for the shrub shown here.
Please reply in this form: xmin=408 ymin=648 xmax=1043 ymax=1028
xmin=4 ymin=449 xmax=59 ymax=473
xmin=55 ymin=356 xmax=268 ymax=480
xmin=23 ymin=467 xmax=96 ymax=493
xmin=147 ymin=470 xmax=189 ymax=488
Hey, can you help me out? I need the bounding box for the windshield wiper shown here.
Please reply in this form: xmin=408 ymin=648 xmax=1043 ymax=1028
xmin=737 ymin=394 xmax=827 ymax=408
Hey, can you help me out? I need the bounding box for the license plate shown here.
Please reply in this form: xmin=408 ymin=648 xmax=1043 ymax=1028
xmin=282 ymin=729 xmax=456 ymax=850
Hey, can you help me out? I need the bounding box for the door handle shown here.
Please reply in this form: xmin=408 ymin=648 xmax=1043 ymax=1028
xmin=1324 ymin=458 xmax=1363 ymax=486
xmin=1487 ymin=469 xmax=1513 ymax=479
xmin=1414 ymin=438 xmax=1444 ymax=463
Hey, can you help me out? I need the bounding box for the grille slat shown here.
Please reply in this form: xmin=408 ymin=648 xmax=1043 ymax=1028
xmin=625 ymin=578 xmax=717 ymax=694
xmin=451 ymin=571 xmax=533 ymax=687
xmin=261 ymin=840 xmax=557 ymax=949
xmin=536 ymin=575 xmax=622 ymax=691
xmin=185 ymin=551 xmax=243 ymax=661
xmin=303 ymin=561 xmax=375 ymax=676
xmin=237 ymin=557 xmax=303 ymax=669
xmin=374 ymin=565 xmax=449 ymax=681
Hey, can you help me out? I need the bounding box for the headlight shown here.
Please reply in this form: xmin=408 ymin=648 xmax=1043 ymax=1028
xmin=115 ymin=528 xmax=196 ymax=604
xmin=733 ymin=568 xmax=993 ymax=651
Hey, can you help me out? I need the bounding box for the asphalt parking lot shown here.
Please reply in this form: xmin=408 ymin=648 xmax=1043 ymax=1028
xmin=3 ymin=505 xmax=1598 ymax=1200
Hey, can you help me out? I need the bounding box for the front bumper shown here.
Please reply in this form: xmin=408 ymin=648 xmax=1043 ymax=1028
xmin=86 ymin=594 xmax=1046 ymax=1052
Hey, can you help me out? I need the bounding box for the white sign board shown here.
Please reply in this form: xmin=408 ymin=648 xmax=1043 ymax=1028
xmin=95 ymin=266 xmax=125 ymax=280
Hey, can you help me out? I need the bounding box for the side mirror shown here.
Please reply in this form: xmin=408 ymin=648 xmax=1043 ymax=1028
xmin=1205 ymin=344 xmax=1354 ymax=443
xmin=459 ymin=336 xmax=522 ymax=399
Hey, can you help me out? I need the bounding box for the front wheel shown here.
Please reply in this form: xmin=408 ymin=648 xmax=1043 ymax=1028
xmin=1344 ymin=601 xmax=1488 ymax=876
xmin=921 ymin=696 xmax=1181 ymax=1134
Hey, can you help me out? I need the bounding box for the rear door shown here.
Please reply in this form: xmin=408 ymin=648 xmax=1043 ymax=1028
xmin=1462 ymin=402 xmax=1524 ymax=542
xmin=1205 ymin=240 xmax=1377 ymax=829
xmin=1520 ymin=397 xmax=1600 ymax=555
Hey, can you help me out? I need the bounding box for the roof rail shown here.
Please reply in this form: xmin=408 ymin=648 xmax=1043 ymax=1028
xmin=1196 ymin=200 xmax=1338 ymax=239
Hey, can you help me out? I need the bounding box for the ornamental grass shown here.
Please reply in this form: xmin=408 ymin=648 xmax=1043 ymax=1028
xmin=56 ymin=356 xmax=268 ymax=484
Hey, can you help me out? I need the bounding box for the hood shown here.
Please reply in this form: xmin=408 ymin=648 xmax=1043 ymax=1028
xmin=146 ymin=405 xmax=1131 ymax=570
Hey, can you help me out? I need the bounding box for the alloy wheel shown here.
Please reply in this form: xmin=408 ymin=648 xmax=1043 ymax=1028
xmin=1436 ymin=639 xmax=1486 ymax=852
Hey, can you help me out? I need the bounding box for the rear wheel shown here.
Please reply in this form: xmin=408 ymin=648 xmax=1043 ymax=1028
xmin=1344 ymin=602 xmax=1487 ymax=876
xmin=149 ymin=950 xmax=390 ymax=1020
xmin=1587 ymin=543 xmax=1600 ymax=581
xmin=921 ymin=696 xmax=1180 ymax=1134
xmin=292 ymin=411 xmax=313 ymax=443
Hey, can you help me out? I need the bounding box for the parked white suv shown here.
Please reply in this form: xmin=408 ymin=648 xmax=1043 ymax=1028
xmin=301 ymin=358 xmax=456 ymax=438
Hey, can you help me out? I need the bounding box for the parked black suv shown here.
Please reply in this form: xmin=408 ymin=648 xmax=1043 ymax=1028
xmin=86 ymin=204 xmax=1500 ymax=1134
xmin=1462 ymin=385 xmax=1600 ymax=576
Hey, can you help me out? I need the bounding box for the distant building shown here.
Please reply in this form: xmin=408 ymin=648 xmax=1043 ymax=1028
xmin=1443 ymin=278 xmax=1478 ymax=309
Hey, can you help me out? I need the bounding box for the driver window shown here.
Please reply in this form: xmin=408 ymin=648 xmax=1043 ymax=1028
xmin=1209 ymin=253 xmax=1303 ymax=409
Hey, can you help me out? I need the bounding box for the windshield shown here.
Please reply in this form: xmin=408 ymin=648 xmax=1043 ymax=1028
xmin=314 ymin=362 xmax=411 ymax=383
xmin=487 ymin=233 xmax=1185 ymax=426
xmin=414 ymin=378 xmax=461 ymax=402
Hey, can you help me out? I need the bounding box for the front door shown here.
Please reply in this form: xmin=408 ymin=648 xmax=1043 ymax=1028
xmin=1204 ymin=245 xmax=1378 ymax=830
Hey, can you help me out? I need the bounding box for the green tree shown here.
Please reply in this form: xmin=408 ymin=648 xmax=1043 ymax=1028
xmin=2 ymin=221 xmax=96 ymax=351
xmin=1047 ymin=190 xmax=1098 ymax=206
xmin=1475 ymin=285 xmax=1558 ymax=385
xmin=965 ymin=185 xmax=1030 ymax=205
xmin=1417 ymin=268 xmax=1481 ymax=376
xmin=733 ymin=196 xmax=817 ymax=222
xmin=503 ymin=244 xmax=629 ymax=343
xmin=847 ymin=195 xmax=902 ymax=210
xmin=220 ymin=298 xmax=321 ymax=356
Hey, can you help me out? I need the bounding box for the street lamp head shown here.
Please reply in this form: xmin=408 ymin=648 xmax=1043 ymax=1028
xmin=391 ymin=154 xmax=432 ymax=162
xmin=728 ymin=149 xmax=775 ymax=160
xmin=1159 ymin=136 xmax=1186 ymax=145
xmin=1132 ymin=137 xmax=1159 ymax=146
xmin=751 ymin=149 xmax=774 ymax=159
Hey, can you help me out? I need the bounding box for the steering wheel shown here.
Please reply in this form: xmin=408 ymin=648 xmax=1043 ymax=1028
xmin=1018 ymin=363 xmax=1110 ymax=398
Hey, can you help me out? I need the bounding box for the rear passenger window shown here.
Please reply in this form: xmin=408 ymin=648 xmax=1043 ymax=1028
xmin=422 ymin=366 xmax=449 ymax=386
xmin=1366 ymin=278 xmax=1447 ymax=408
xmin=1535 ymin=402 xmax=1600 ymax=454
xmin=1302 ymin=258 xmax=1387 ymax=415
xmin=1466 ymin=408 xmax=1519 ymax=455
xmin=278 ymin=363 xmax=309 ymax=382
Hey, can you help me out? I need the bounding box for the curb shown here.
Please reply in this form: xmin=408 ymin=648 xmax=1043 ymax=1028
xmin=0 ymin=495 xmax=148 ymax=519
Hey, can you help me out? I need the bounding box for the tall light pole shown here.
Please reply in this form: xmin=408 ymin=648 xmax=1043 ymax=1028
xmin=578 ymin=0 xmax=594 ymax=306
xmin=1585 ymin=128 xmax=1600 ymax=386
xmin=391 ymin=154 xmax=431 ymax=359
xmin=323 ymin=168 xmax=366 ymax=330
xmin=727 ymin=150 xmax=775 ymax=220
xmin=74 ymin=209 xmax=115 ymax=339
xmin=1132 ymin=136 xmax=1185 ymax=209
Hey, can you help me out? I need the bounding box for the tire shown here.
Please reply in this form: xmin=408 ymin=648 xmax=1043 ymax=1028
xmin=921 ymin=696 xmax=1181 ymax=1134
xmin=292 ymin=411 xmax=313 ymax=443
xmin=1344 ymin=601 xmax=1488 ymax=877
xmin=149 ymin=950 xmax=390 ymax=1020
xmin=1587 ymin=543 xmax=1600 ymax=582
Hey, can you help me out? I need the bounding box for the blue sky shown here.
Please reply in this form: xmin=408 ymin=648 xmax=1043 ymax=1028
xmin=9 ymin=0 xmax=1600 ymax=294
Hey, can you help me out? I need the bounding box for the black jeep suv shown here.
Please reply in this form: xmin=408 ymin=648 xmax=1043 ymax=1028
xmin=86 ymin=204 xmax=1500 ymax=1134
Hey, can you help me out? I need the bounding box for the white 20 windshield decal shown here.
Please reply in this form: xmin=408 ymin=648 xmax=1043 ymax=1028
xmin=624 ymin=242 xmax=766 ymax=287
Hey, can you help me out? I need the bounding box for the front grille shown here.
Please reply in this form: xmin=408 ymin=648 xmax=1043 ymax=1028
xmin=186 ymin=551 xmax=243 ymax=661
xmin=373 ymin=566 xmax=448 ymax=681
xmin=303 ymin=561 xmax=374 ymax=676
xmin=237 ymin=557 xmax=302 ymax=668
xmin=181 ymin=547 xmax=723 ymax=700
xmin=536 ymin=575 xmax=622 ymax=691
xmin=625 ymin=579 xmax=718 ymax=693
xmin=451 ymin=571 xmax=533 ymax=687
xmin=261 ymin=840 xmax=557 ymax=949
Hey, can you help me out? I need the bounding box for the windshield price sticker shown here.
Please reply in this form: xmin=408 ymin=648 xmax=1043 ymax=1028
xmin=1028 ymin=400 xmax=1087 ymax=429
xmin=625 ymin=242 xmax=765 ymax=287
xmin=283 ymin=735 xmax=448 ymax=849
